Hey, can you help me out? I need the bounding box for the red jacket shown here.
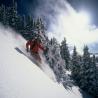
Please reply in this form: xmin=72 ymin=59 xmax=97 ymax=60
xmin=26 ymin=39 xmax=44 ymax=53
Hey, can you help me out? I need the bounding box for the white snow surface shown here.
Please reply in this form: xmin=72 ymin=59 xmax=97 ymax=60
xmin=0 ymin=25 xmax=91 ymax=98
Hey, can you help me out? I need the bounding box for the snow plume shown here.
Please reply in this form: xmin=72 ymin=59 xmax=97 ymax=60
xmin=32 ymin=0 xmax=98 ymax=53
xmin=0 ymin=24 xmax=26 ymax=50
xmin=39 ymin=53 xmax=57 ymax=82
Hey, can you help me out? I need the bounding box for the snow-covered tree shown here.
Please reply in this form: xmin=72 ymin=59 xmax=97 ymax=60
xmin=88 ymin=55 xmax=98 ymax=97
xmin=78 ymin=46 xmax=98 ymax=97
xmin=79 ymin=46 xmax=91 ymax=90
xmin=0 ymin=5 xmax=3 ymax=22
xmin=60 ymin=38 xmax=70 ymax=70
xmin=96 ymin=66 xmax=98 ymax=97
xmin=0 ymin=5 xmax=6 ymax=25
xmin=25 ymin=15 xmax=34 ymax=31
xmin=44 ymin=38 xmax=65 ymax=82
xmin=71 ymin=46 xmax=81 ymax=82
xmin=5 ymin=1 xmax=21 ymax=30
xmin=44 ymin=38 xmax=73 ymax=89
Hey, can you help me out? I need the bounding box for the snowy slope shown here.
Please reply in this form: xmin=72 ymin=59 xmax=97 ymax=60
xmin=0 ymin=25 xmax=92 ymax=98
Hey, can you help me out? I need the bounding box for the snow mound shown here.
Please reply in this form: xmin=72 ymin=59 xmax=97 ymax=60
xmin=0 ymin=25 xmax=91 ymax=98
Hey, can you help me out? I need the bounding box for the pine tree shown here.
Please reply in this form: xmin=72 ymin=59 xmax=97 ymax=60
xmin=79 ymin=46 xmax=91 ymax=90
xmin=45 ymin=38 xmax=65 ymax=82
xmin=60 ymin=38 xmax=70 ymax=70
xmin=6 ymin=0 xmax=20 ymax=30
xmin=88 ymin=55 xmax=98 ymax=97
xmin=96 ymin=66 xmax=98 ymax=97
xmin=0 ymin=5 xmax=6 ymax=25
xmin=71 ymin=46 xmax=81 ymax=82
xmin=25 ymin=15 xmax=33 ymax=31
xmin=0 ymin=5 xmax=2 ymax=22
xmin=79 ymin=46 xmax=98 ymax=97
xmin=22 ymin=15 xmax=26 ymax=29
xmin=33 ymin=18 xmax=47 ymax=43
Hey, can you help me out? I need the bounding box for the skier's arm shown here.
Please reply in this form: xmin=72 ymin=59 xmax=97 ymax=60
xmin=26 ymin=40 xmax=31 ymax=52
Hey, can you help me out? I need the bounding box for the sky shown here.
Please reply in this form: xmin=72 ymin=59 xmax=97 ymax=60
xmin=0 ymin=0 xmax=98 ymax=53
xmin=68 ymin=0 xmax=98 ymax=26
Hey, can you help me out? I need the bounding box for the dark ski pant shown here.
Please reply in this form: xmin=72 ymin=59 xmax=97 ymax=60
xmin=30 ymin=52 xmax=41 ymax=63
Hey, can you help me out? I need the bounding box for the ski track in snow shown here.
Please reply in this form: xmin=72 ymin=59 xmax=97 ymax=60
xmin=0 ymin=25 xmax=92 ymax=98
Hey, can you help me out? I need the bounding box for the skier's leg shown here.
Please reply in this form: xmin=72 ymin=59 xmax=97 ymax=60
xmin=37 ymin=54 xmax=41 ymax=63
xmin=30 ymin=52 xmax=41 ymax=63
xmin=35 ymin=53 xmax=41 ymax=63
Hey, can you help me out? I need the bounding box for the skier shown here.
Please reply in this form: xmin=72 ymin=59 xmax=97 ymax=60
xmin=26 ymin=37 xmax=45 ymax=63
